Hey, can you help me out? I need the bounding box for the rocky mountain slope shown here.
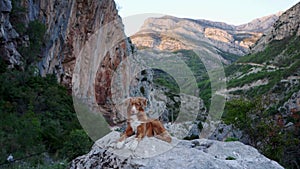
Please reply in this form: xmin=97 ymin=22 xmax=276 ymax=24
xmin=70 ymin=131 xmax=283 ymax=169
xmin=236 ymin=12 xmax=282 ymax=33
xmin=219 ymin=2 xmax=300 ymax=168
xmin=225 ymin=2 xmax=300 ymax=101
xmin=131 ymin=13 xmax=280 ymax=63
xmin=252 ymin=4 xmax=300 ymax=53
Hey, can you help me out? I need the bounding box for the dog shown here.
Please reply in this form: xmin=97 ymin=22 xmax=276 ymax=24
xmin=116 ymin=97 xmax=172 ymax=150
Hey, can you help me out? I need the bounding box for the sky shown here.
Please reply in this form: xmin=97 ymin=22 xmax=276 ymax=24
xmin=115 ymin=0 xmax=299 ymax=25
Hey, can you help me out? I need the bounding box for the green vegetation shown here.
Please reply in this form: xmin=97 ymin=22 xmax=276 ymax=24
xmin=224 ymin=137 xmax=239 ymax=142
xmin=20 ymin=20 xmax=47 ymax=70
xmin=223 ymin=97 xmax=300 ymax=169
xmin=224 ymin=64 xmax=252 ymax=78
xmin=153 ymin=69 xmax=180 ymax=94
xmin=216 ymin=50 xmax=240 ymax=63
xmin=152 ymin=50 xmax=212 ymax=121
xmin=238 ymin=37 xmax=292 ymax=64
xmin=153 ymin=69 xmax=181 ymax=122
xmin=225 ymin=156 xmax=236 ymax=160
xmin=10 ymin=0 xmax=27 ymax=35
xmin=222 ymin=34 xmax=300 ymax=168
xmin=0 ymin=66 xmax=93 ymax=168
xmin=0 ymin=6 xmax=92 ymax=167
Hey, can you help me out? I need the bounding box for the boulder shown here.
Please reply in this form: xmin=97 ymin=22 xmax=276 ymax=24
xmin=70 ymin=131 xmax=283 ymax=169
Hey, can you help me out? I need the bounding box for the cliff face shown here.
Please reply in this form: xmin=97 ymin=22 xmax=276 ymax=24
xmin=0 ymin=0 xmax=134 ymax=125
xmin=0 ymin=0 xmax=22 ymax=68
xmin=252 ymin=3 xmax=300 ymax=52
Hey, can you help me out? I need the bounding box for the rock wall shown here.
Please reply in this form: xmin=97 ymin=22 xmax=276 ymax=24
xmin=0 ymin=0 xmax=22 ymax=68
xmin=0 ymin=0 xmax=137 ymax=125
xmin=252 ymin=2 xmax=300 ymax=52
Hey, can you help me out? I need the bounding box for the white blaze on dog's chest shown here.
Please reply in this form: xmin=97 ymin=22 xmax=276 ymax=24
xmin=129 ymin=105 xmax=142 ymax=132
xmin=130 ymin=114 xmax=142 ymax=132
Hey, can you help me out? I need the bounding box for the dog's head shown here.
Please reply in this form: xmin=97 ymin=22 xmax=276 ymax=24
xmin=127 ymin=97 xmax=147 ymax=116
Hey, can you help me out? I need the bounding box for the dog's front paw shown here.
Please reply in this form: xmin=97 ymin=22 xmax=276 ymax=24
xmin=116 ymin=140 xmax=125 ymax=149
xmin=129 ymin=139 xmax=139 ymax=151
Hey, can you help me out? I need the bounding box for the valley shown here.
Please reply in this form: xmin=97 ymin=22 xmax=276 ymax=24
xmin=0 ymin=0 xmax=299 ymax=168
xmin=129 ymin=3 xmax=300 ymax=168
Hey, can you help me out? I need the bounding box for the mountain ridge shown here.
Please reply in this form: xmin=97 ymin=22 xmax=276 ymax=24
xmin=131 ymin=12 xmax=280 ymax=64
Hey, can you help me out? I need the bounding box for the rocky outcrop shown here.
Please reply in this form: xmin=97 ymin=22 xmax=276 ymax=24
xmin=236 ymin=12 xmax=282 ymax=33
xmin=252 ymin=2 xmax=300 ymax=52
xmin=0 ymin=0 xmax=22 ymax=68
xmin=70 ymin=131 xmax=284 ymax=169
xmin=0 ymin=0 xmax=136 ymax=125
xmin=204 ymin=27 xmax=233 ymax=43
xmin=131 ymin=33 xmax=191 ymax=51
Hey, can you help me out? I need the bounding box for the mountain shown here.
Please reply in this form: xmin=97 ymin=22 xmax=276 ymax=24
xmin=236 ymin=12 xmax=282 ymax=33
xmin=130 ymin=14 xmax=280 ymax=63
xmin=252 ymin=5 xmax=300 ymax=52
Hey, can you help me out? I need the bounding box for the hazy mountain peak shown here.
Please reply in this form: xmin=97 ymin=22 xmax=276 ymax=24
xmin=236 ymin=12 xmax=283 ymax=33
xmin=131 ymin=13 xmax=279 ymax=63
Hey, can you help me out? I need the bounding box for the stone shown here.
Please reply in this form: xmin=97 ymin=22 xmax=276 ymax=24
xmin=0 ymin=2 xmax=22 ymax=68
xmin=70 ymin=131 xmax=284 ymax=169
xmin=0 ymin=0 xmax=12 ymax=12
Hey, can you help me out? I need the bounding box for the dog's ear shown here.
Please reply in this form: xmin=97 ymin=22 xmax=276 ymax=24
xmin=124 ymin=97 xmax=132 ymax=104
xmin=139 ymin=97 xmax=147 ymax=107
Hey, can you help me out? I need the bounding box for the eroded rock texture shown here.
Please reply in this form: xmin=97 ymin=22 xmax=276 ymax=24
xmin=70 ymin=131 xmax=284 ymax=169
xmin=0 ymin=0 xmax=135 ymax=125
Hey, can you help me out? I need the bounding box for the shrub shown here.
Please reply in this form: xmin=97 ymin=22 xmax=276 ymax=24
xmin=60 ymin=129 xmax=92 ymax=160
xmin=225 ymin=156 xmax=236 ymax=160
xmin=225 ymin=137 xmax=239 ymax=142
xmin=0 ymin=70 xmax=92 ymax=166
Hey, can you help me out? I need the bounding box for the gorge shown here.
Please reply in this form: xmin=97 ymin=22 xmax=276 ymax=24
xmin=0 ymin=0 xmax=299 ymax=168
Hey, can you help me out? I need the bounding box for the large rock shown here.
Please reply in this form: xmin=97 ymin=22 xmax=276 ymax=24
xmin=70 ymin=131 xmax=284 ymax=169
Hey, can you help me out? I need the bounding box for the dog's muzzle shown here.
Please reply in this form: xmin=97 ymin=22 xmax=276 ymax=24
xmin=131 ymin=105 xmax=138 ymax=115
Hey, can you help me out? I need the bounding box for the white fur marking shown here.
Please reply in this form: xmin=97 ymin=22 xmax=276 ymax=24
xmin=132 ymin=105 xmax=137 ymax=114
xmin=130 ymin=115 xmax=141 ymax=132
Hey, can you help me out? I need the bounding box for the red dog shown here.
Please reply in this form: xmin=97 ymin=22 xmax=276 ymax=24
xmin=116 ymin=97 xmax=171 ymax=150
